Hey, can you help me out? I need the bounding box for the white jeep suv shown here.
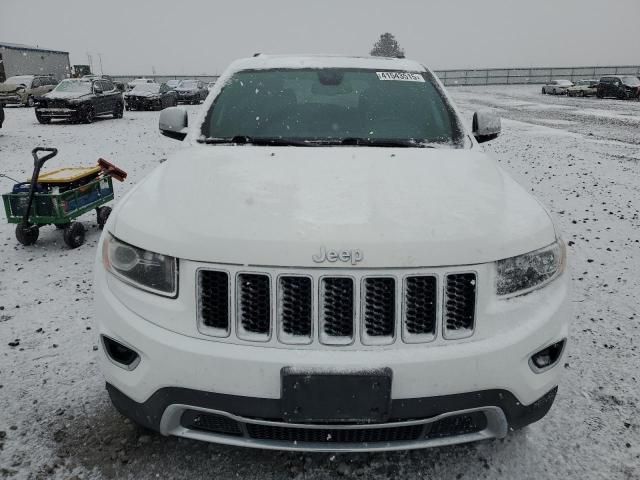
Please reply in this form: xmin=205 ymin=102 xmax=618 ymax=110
xmin=95 ymin=55 xmax=569 ymax=451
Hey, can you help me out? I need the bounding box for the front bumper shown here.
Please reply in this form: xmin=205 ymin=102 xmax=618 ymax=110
xmin=126 ymin=97 xmax=159 ymax=109
xmin=35 ymin=107 xmax=80 ymax=119
xmin=95 ymin=256 xmax=570 ymax=450
xmin=0 ymin=94 xmax=25 ymax=105
xmin=107 ymin=382 xmax=557 ymax=452
xmin=176 ymin=92 xmax=199 ymax=101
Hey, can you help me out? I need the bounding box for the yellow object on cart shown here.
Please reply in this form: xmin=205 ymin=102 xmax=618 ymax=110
xmin=35 ymin=166 xmax=102 ymax=184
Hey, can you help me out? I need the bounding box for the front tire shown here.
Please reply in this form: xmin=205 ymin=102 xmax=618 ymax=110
xmin=82 ymin=105 xmax=96 ymax=124
xmin=97 ymin=206 xmax=112 ymax=229
xmin=36 ymin=112 xmax=51 ymax=124
xmin=26 ymin=96 xmax=35 ymax=107
xmin=113 ymin=102 xmax=124 ymax=118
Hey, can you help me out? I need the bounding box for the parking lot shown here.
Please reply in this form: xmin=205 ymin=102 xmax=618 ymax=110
xmin=0 ymin=85 xmax=639 ymax=479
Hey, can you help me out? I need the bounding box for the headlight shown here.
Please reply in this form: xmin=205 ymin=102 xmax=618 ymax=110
xmin=102 ymin=234 xmax=178 ymax=297
xmin=496 ymin=240 xmax=566 ymax=297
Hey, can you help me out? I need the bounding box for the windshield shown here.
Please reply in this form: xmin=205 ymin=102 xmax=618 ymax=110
xmin=167 ymin=80 xmax=180 ymax=86
xmin=200 ymin=68 xmax=464 ymax=147
xmin=132 ymin=84 xmax=160 ymax=93
xmin=53 ymin=80 xmax=92 ymax=93
xmin=5 ymin=76 xmax=32 ymax=86
xmin=621 ymin=76 xmax=640 ymax=87
xmin=179 ymin=80 xmax=198 ymax=89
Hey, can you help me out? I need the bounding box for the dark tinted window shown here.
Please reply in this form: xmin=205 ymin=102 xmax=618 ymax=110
xmin=202 ymin=68 xmax=464 ymax=147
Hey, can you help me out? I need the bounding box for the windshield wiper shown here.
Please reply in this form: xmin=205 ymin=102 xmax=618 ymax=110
xmin=338 ymin=137 xmax=436 ymax=148
xmin=199 ymin=135 xmax=315 ymax=146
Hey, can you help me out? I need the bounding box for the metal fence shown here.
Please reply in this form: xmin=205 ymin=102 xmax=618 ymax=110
xmin=111 ymin=75 xmax=220 ymax=84
xmin=432 ymin=65 xmax=640 ymax=87
xmin=110 ymin=65 xmax=640 ymax=88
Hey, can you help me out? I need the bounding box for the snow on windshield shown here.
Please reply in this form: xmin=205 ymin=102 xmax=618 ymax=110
xmin=54 ymin=80 xmax=92 ymax=93
xmin=179 ymin=80 xmax=198 ymax=89
xmin=200 ymin=68 xmax=464 ymax=146
xmin=133 ymin=83 xmax=160 ymax=93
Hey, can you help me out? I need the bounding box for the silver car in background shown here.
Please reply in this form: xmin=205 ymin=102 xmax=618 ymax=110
xmin=542 ymin=80 xmax=573 ymax=95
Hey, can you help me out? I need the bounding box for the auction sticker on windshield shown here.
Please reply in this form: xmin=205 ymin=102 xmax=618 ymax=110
xmin=376 ymin=71 xmax=425 ymax=82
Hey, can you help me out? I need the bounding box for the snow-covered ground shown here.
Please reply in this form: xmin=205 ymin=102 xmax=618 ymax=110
xmin=0 ymin=86 xmax=639 ymax=479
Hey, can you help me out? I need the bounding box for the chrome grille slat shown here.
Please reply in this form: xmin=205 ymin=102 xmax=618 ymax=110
xmin=278 ymin=276 xmax=313 ymax=342
xmin=362 ymin=278 xmax=395 ymax=342
xmin=444 ymin=273 xmax=477 ymax=339
xmin=198 ymin=270 xmax=230 ymax=333
xmin=237 ymin=273 xmax=271 ymax=338
xmin=320 ymin=277 xmax=355 ymax=344
xmin=197 ymin=268 xmax=477 ymax=345
xmin=404 ymin=275 xmax=437 ymax=337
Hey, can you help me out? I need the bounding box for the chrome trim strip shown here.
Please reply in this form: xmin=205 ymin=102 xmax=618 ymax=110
xmin=160 ymin=404 xmax=508 ymax=452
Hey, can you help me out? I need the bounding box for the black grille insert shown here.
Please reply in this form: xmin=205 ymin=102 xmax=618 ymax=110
xmin=246 ymin=424 xmax=424 ymax=443
xmin=199 ymin=271 xmax=230 ymax=331
xmin=444 ymin=273 xmax=477 ymax=333
xmin=320 ymin=278 xmax=354 ymax=339
xmin=362 ymin=278 xmax=395 ymax=337
xmin=237 ymin=274 xmax=271 ymax=335
xmin=425 ymin=412 xmax=487 ymax=439
xmin=404 ymin=276 xmax=437 ymax=336
xmin=181 ymin=410 xmax=243 ymax=436
xmin=279 ymin=276 xmax=312 ymax=338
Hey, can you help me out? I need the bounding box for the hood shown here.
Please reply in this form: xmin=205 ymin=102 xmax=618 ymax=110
xmin=176 ymin=87 xmax=196 ymax=92
xmin=112 ymin=146 xmax=556 ymax=268
xmin=126 ymin=91 xmax=157 ymax=98
xmin=0 ymin=83 xmax=23 ymax=94
xmin=44 ymin=91 xmax=90 ymax=100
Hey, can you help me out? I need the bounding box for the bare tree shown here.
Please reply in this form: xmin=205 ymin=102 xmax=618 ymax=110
xmin=370 ymin=33 xmax=405 ymax=58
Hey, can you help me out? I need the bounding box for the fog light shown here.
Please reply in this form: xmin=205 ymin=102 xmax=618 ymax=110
xmin=102 ymin=335 xmax=140 ymax=370
xmin=529 ymin=339 xmax=565 ymax=373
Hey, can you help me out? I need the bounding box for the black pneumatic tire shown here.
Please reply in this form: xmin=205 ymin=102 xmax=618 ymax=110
xmin=63 ymin=222 xmax=85 ymax=248
xmin=15 ymin=224 xmax=39 ymax=246
xmin=26 ymin=96 xmax=35 ymax=107
xmin=36 ymin=112 xmax=51 ymax=124
xmin=113 ymin=102 xmax=124 ymax=118
xmin=82 ymin=105 xmax=96 ymax=124
xmin=97 ymin=206 xmax=112 ymax=229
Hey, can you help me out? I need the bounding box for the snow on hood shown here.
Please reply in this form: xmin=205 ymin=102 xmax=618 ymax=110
xmin=45 ymin=91 xmax=90 ymax=99
xmin=126 ymin=91 xmax=157 ymax=98
xmin=111 ymin=146 xmax=556 ymax=267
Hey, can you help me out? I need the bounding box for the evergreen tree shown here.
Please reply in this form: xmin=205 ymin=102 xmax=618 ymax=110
xmin=370 ymin=33 xmax=405 ymax=58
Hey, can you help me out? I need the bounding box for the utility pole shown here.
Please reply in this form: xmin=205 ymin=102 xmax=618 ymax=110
xmin=98 ymin=53 xmax=104 ymax=75
xmin=86 ymin=52 xmax=93 ymax=74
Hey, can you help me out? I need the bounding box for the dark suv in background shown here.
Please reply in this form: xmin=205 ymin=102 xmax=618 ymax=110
xmin=35 ymin=78 xmax=124 ymax=124
xmin=596 ymin=75 xmax=640 ymax=99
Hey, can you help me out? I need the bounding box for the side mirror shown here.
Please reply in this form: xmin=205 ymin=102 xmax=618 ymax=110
xmin=159 ymin=107 xmax=188 ymax=141
xmin=472 ymin=110 xmax=501 ymax=143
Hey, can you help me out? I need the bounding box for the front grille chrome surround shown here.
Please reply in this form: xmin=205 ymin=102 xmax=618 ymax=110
xmin=196 ymin=267 xmax=478 ymax=347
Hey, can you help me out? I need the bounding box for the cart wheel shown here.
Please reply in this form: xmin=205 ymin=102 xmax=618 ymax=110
xmin=15 ymin=224 xmax=39 ymax=246
xmin=63 ymin=222 xmax=85 ymax=248
xmin=97 ymin=206 xmax=112 ymax=229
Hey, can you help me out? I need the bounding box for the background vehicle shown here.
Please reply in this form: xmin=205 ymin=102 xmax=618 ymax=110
xmin=126 ymin=78 xmax=154 ymax=91
xmin=0 ymin=75 xmax=58 ymax=106
xmin=566 ymin=79 xmax=598 ymax=97
xmin=206 ymin=81 xmax=216 ymax=91
xmin=124 ymin=83 xmax=177 ymax=111
xmin=596 ymin=75 xmax=640 ymax=99
xmin=542 ymin=79 xmax=573 ymax=95
xmin=83 ymin=74 xmax=126 ymax=92
xmin=35 ymin=78 xmax=124 ymax=124
xmin=175 ymin=79 xmax=208 ymax=104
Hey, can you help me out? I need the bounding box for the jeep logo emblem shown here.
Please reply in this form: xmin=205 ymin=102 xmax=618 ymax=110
xmin=312 ymin=247 xmax=363 ymax=265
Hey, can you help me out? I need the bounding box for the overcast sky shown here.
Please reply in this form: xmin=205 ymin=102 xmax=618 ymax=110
xmin=2 ymin=0 xmax=638 ymax=75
